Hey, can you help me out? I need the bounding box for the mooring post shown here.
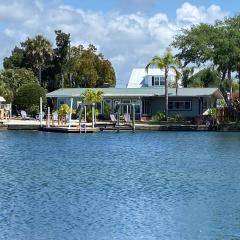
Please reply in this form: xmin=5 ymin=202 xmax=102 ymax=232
xmin=40 ymin=97 xmax=43 ymax=128
xmin=79 ymin=104 xmax=83 ymax=133
xmin=132 ymin=103 xmax=135 ymax=133
xmin=92 ymin=103 xmax=95 ymax=128
xmin=69 ymin=98 xmax=73 ymax=129
xmin=47 ymin=107 xmax=50 ymax=128
xmin=117 ymin=105 xmax=120 ymax=126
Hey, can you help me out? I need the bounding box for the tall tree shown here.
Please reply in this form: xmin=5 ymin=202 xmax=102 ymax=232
xmin=145 ymin=48 xmax=181 ymax=119
xmin=3 ymin=47 xmax=27 ymax=69
xmin=172 ymin=17 xmax=240 ymax=119
xmin=0 ymin=68 xmax=38 ymax=97
xmin=54 ymin=30 xmax=71 ymax=88
xmin=22 ymin=35 xmax=53 ymax=84
xmin=71 ymin=44 xmax=116 ymax=88
xmin=181 ymin=67 xmax=194 ymax=87
xmin=190 ymin=68 xmax=220 ymax=87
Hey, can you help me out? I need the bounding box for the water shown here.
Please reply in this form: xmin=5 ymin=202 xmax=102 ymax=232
xmin=0 ymin=131 xmax=240 ymax=240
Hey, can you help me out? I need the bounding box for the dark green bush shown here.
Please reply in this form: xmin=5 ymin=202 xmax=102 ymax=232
xmin=153 ymin=112 xmax=166 ymax=121
xmin=15 ymin=83 xmax=46 ymax=115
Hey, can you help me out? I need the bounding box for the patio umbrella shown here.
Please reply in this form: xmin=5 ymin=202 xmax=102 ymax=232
xmin=0 ymin=96 xmax=6 ymax=102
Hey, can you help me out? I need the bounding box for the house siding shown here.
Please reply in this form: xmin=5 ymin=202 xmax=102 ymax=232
xmin=151 ymin=97 xmax=201 ymax=118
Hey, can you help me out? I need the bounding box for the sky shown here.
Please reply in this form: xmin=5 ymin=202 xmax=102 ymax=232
xmin=0 ymin=0 xmax=239 ymax=87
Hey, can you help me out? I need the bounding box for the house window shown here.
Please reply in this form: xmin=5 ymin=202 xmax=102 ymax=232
xmin=154 ymin=77 xmax=160 ymax=86
xmin=168 ymin=101 xmax=192 ymax=111
xmin=122 ymin=99 xmax=131 ymax=114
xmin=142 ymin=100 xmax=151 ymax=115
xmin=132 ymin=99 xmax=141 ymax=114
xmin=152 ymin=76 xmax=165 ymax=86
xmin=160 ymin=77 xmax=165 ymax=86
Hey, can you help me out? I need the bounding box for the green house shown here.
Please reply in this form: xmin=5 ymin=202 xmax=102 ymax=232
xmin=47 ymin=87 xmax=223 ymax=120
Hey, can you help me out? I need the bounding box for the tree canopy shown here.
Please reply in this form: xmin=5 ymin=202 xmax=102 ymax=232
xmin=15 ymin=83 xmax=46 ymax=114
xmin=3 ymin=31 xmax=116 ymax=92
xmin=80 ymin=89 xmax=103 ymax=103
xmin=172 ymin=15 xmax=240 ymax=118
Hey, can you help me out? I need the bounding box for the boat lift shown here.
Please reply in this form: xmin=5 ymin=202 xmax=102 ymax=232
xmin=78 ymin=102 xmax=96 ymax=133
xmin=114 ymin=102 xmax=137 ymax=132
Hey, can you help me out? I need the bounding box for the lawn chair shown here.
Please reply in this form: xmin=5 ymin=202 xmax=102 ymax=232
xmin=21 ymin=110 xmax=30 ymax=120
xmin=124 ymin=113 xmax=131 ymax=124
xmin=36 ymin=112 xmax=45 ymax=120
xmin=52 ymin=111 xmax=58 ymax=125
xmin=110 ymin=114 xmax=117 ymax=126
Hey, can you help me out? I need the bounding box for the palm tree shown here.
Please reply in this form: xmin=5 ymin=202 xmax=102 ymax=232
xmin=181 ymin=67 xmax=195 ymax=88
xmin=22 ymin=35 xmax=53 ymax=84
xmin=145 ymin=48 xmax=181 ymax=120
xmin=80 ymin=89 xmax=103 ymax=122
xmin=80 ymin=89 xmax=103 ymax=103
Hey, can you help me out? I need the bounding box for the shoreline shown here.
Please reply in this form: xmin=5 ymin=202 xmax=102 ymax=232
xmin=1 ymin=119 xmax=240 ymax=132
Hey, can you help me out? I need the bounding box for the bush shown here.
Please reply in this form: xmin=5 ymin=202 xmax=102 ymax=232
xmin=209 ymin=108 xmax=217 ymax=116
xmin=15 ymin=83 xmax=46 ymax=115
xmin=103 ymin=104 xmax=111 ymax=120
xmin=153 ymin=112 xmax=166 ymax=121
xmin=58 ymin=104 xmax=70 ymax=116
xmin=86 ymin=108 xmax=99 ymax=122
xmin=174 ymin=114 xmax=184 ymax=122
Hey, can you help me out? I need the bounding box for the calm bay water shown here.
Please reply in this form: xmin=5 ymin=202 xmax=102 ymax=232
xmin=0 ymin=131 xmax=240 ymax=240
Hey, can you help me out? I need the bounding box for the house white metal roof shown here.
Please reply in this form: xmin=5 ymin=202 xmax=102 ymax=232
xmin=47 ymin=88 xmax=222 ymax=99
xmin=127 ymin=68 xmax=177 ymax=88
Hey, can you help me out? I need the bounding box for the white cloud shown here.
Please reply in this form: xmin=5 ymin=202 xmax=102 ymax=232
xmin=176 ymin=2 xmax=228 ymax=26
xmin=0 ymin=1 xmax=228 ymax=86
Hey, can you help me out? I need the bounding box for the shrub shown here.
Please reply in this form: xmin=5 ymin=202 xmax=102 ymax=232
xmin=209 ymin=108 xmax=217 ymax=116
xmin=153 ymin=112 xmax=166 ymax=121
xmin=58 ymin=104 xmax=70 ymax=116
xmin=86 ymin=108 xmax=99 ymax=122
xmin=15 ymin=83 xmax=46 ymax=115
xmin=103 ymin=104 xmax=111 ymax=120
xmin=174 ymin=114 xmax=183 ymax=122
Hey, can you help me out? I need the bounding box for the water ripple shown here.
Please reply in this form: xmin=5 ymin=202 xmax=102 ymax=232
xmin=0 ymin=131 xmax=240 ymax=240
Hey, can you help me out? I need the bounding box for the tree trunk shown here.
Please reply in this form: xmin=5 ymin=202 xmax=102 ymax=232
xmin=175 ymin=77 xmax=178 ymax=96
xmin=219 ymin=70 xmax=240 ymax=122
xmin=61 ymin=73 xmax=64 ymax=88
xmin=38 ymin=66 xmax=42 ymax=85
xmin=228 ymin=69 xmax=233 ymax=100
xmin=238 ymin=69 xmax=240 ymax=99
xmin=165 ymin=67 xmax=169 ymax=120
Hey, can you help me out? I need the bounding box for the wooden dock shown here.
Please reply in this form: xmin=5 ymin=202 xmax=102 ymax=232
xmin=42 ymin=126 xmax=98 ymax=133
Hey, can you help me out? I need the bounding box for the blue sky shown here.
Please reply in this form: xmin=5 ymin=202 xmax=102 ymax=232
xmin=64 ymin=0 xmax=239 ymax=17
xmin=0 ymin=0 xmax=239 ymax=86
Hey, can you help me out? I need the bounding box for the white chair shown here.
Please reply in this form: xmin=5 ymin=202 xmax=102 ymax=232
xmin=52 ymin=111 xmax=58 ymax=121
xmin=110 ymin=114 xmax=117 ymax=122
xmin=21 ymin=110 xmax=30 ymax=120
xmin=124 ymin=113 xmax=131 ymax=123
xmin=36 ymin=112 xmax=45 ymax=120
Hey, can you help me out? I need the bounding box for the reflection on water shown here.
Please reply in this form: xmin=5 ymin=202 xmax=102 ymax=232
xmin=0 ymin=131 xmax=240 ymax=240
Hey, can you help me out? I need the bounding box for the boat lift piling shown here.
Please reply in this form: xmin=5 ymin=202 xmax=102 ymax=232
xmin=47 ymin=107 xmax=50 ymax=128
xmin=68 ymin=98 xmax=73 ymax=129
xmin=115 ymin=102 xmax=136 ymax=133
xmin=40 ymin=97 xmax=43 ymax=128
xmin=78 ymin=102 xmax=96 ymax=133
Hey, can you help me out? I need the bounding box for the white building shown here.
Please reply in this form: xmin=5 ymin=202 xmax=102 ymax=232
xmin=127 ymin=68 xmax=177 ymax=88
